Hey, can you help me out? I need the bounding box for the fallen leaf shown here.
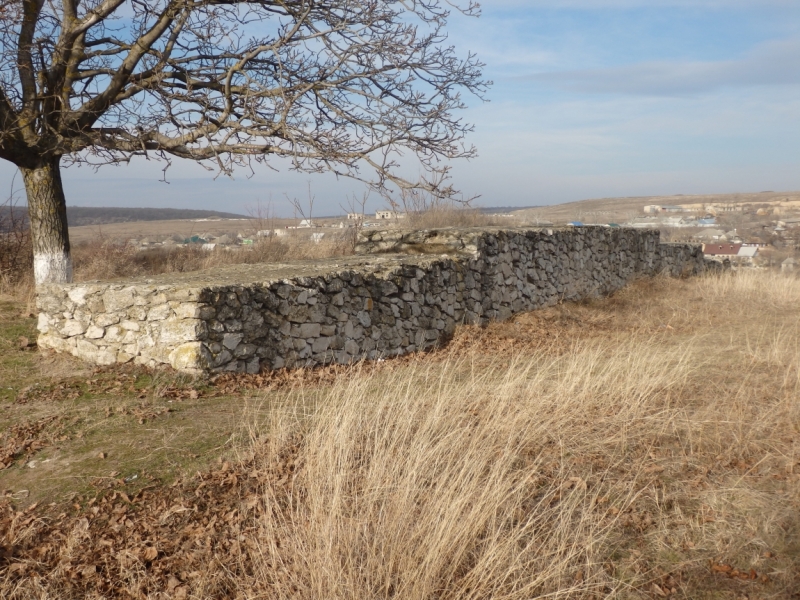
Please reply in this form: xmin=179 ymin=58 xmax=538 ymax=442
xmin=81 ymin=565 xmax=97 ymax=578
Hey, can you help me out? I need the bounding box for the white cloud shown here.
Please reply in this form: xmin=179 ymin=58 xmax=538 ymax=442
xmin=530 ymin=38 xmax=800 ymax=95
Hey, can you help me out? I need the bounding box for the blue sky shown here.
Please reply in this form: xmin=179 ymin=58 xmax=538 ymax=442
xmin=2 ymin=0 xmax=799 ymax=216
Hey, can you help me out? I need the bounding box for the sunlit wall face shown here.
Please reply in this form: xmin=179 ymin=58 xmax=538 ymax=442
xmin=1 ymin=0 xmax=798 ymax=216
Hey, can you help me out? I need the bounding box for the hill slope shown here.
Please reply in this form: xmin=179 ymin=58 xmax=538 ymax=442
xmin=65 ymin=206 xmax=247 ymax=226
xmin=513 ymin=190 xmax=800 ymax=223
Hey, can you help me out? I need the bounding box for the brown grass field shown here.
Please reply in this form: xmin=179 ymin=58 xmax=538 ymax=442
xmin=0 ymin=268 xmax=799 ymax=598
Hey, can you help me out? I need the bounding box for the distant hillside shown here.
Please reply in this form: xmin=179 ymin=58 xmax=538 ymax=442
xmin=513 ymin=191 xmax=800 ymax=224
xmin=478 ymin=205 xmax=541 ymax=214
xmin=65 ymin=206 xmax=247 ymax=226
xmin=1 ymin=206 xmax=248 ymax=229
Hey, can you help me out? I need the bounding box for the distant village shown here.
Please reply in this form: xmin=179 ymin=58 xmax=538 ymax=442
xmin=123 ymin=210 xmax=408 ymax=252
xmin=120 ymin=199 xmax=799 ymax=272
xmin=553 ymin=197 xmax=800 ymax=272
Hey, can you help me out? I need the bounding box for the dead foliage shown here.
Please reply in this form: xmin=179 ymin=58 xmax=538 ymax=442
xmin=1 ymin=270 xmax=799 ymax=598
xmin=0 ymin=417 xmax=64 ymax=471
xmin=0 ymin=455 xmax=271 ymax=598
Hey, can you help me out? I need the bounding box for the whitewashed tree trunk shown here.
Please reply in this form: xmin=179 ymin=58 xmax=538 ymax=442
xmin=20 ymin=157 xmax=73 ymax=285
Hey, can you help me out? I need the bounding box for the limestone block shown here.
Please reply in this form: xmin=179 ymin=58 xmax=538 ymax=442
xmin=147 ymin=304 xmax=172 ymax=321
xmin=120 ymin=320 xmax=140 ymax=331
xmin=60 ymin=319 xmax=87 ymax=337
xmin=166 ymin=288 xmax=202 ymax=302
xmin=94 ymin=313 xmax=120 ymax=327
xmin=234 ymin=343 xmax=257 ymax=359
xmin=116 ymin=352 xmax=135 ymax=364
xmin=38 ymin=333 xmax=77 ymax=353
xmin=139 ymin=344 xmax=173 ymax=365
xmin=76 ymin=339 xmax=116 ymax=365
xmin=173 ymin=302 xmax=204 ymax=319
xmin=199 ymin=306 xmax=216 ymax=320
xmin=85 ymin=325 xmax=105 ymax=339
xmin=67 ymin=287 xmax=91 ymax=306
xmin=103 ymin=287 xmax=136 ymax=312
xmin=224 ymin=320 xmax=243 ymax=332
xmin=287 ymin=306 xmax=310 ymax=323
xmin=312 ymin=337 xmax=331 ymax=353
xmin=37 ymin=313 xmax=51 ymax=333
xmin=169 ymin=342 xmax=213 ymax=372
xmin=224 ymin=360 xmax=244 ymax=373
xmin=212 ymin=348 xmax=233 ymax=368
xmin=128 ymin=306 xmax=148 ymax=321
xmin=104 ymin=325 xmax=123 ymax=343
xmin=299 ymin=323 xmax=321 ymax=338
xmin=159 ymin=318 xmax=207 ymax=344
xmin=222 ymin=332 xmax=244 ymax=350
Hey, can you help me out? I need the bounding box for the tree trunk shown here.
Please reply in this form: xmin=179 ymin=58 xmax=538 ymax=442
xmin=20 ymin=157 xmax=73 ymax=284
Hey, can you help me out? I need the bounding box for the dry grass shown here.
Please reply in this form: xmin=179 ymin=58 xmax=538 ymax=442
xmin=0 ymin=206 xmax=499 ymax=301
xmin=402 ymin=206 xmax=512 ymax=229
xmin=0 ymin=233 xmax=353 ymax=303
xmin=246 ymin=275 xmax=799 ymax=598
xmin=2 ymin=269 xmax=799 ymax=598
xmin=71 ymin=232 xmax=352 ymax=281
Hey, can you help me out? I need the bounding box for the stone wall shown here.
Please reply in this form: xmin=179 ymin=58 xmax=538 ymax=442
xmin=36 ymin=227 xmax=716 ymax=374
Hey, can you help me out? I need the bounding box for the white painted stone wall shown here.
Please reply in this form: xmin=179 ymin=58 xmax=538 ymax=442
xmin=36 ymin=227 xmax=717 ymax=373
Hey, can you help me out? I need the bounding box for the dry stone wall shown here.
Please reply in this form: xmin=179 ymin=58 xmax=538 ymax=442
xmin=36 ymin=227 xmax=716 ymax=374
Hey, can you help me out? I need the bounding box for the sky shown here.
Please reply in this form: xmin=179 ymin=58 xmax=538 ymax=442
xmin=1 ymin=0 xmax=799 ymax=217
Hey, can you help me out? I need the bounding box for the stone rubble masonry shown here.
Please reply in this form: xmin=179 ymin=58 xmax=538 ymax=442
xmin=36 ymin=227 xmax=719 ymax=374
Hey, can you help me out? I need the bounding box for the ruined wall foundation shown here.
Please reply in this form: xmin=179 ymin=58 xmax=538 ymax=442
xmin=36 ymin=227 xmax=718 ymax=374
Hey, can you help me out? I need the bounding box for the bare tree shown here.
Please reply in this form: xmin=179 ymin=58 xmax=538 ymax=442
xmin=0 ymin=0 xmax=487 ymax=283
xmin=286 ymin=181 xmax=315 ymax=226
xmin=340 ymin=189 xmax=368 ymax=249
xmin=0 ymin=175 xmax=31 ymax=284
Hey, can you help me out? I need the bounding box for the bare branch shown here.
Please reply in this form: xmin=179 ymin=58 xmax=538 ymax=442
xmin=0 ymin=0 xmax=487 ymax=197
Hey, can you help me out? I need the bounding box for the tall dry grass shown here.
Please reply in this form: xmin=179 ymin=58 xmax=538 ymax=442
xmin=403 ymin=206 xmax=511 ymax=230
xmin=71 ymin=232 xmax=352 ymax=282
xmin=241 ymin=270 xmax=800 ymax=599
xmin=2 ymin=258 xmax=799 ymax=598
xmin=0 ymin=206 xmax=499 ymax=301
xmin=0 ymin=232 xmax=353 ymax=303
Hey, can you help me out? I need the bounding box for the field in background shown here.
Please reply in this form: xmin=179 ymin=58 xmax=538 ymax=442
xmin=513 ymin=190 xmax=800 ymax=225
xmin=1 ymin=270 xmax=799 ymax=598
xmin=0 ymin=206 xmax=509 ymax=305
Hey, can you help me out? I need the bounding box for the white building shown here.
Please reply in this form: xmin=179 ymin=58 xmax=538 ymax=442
xmin=375 ymin=210 xmax=406 ymax=220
